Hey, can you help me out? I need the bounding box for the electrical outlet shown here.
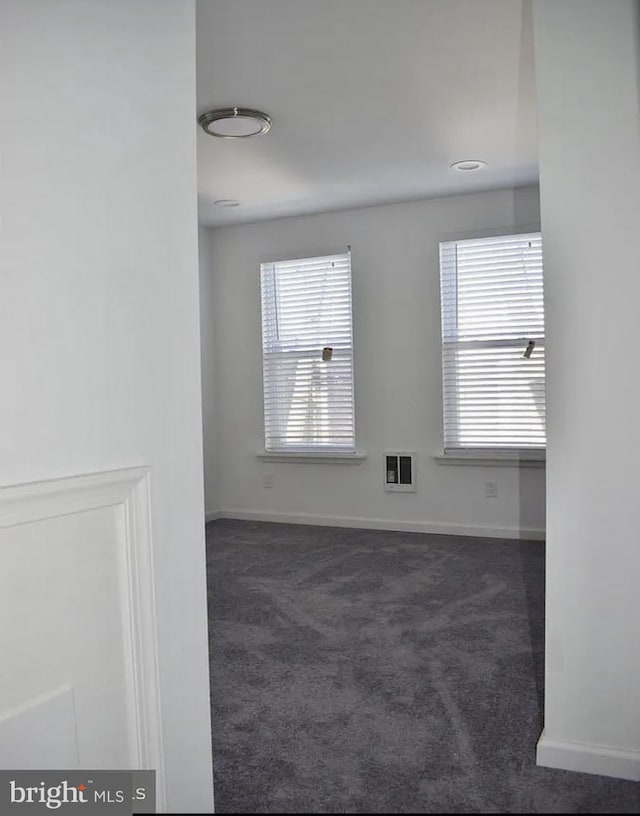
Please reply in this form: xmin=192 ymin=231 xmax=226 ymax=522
xmin=262 ymin=474 xmax=274 ymax=488
xmin=484 ymin=480 xmax=498 ymax=498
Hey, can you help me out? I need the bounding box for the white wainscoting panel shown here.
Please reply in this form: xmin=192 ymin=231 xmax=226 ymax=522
xmin=0 ymin=686 xmax=78 ymax=770
xmin=0 ymin=467 xmax=165 ymax=809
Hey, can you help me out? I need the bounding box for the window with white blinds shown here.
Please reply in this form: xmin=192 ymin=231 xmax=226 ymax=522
xmin=439 ymin=232 xmax=545 ymax=452
xmin=260 ymin=252 xmax=355 ymax=453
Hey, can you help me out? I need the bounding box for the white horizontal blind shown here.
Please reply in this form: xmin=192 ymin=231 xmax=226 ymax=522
xmin=260 ymin=252 xmax=355 ymax=452
xmin=440 ymin=232 xmax=545 ymax=451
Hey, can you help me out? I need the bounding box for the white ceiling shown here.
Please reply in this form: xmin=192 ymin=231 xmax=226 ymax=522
xmin=196 ymin=0 xmax=537 ymax=227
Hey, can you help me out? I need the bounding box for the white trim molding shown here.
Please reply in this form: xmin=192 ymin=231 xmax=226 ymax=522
xmin=537 ymin=730 xmax=640 ymax=781
xmin=256 ymin=451 xmax=367 ymax=464
xmin=434 ymin=453 xmax=545 ymax=468
xmin=0 ymin=467 xmax=166 ymax=809
xmin=213 ymin=509 xmax=545 ymax=541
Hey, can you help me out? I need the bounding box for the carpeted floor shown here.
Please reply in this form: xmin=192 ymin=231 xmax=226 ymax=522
xmin=207 ymin=519 xmax=640 ymax=813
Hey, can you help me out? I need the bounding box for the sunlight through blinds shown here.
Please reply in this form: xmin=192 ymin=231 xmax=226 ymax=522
xmin=260 ymin=252 xmax=355 ymax=452
xmin=439 ymin=232 xmax=546 ymax=451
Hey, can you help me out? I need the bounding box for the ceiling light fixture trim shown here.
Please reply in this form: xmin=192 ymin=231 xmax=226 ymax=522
xmin=198 ymin=107 xmax=272 ymax=139
xmin=450 ymin=159 xmax=487 ymax=172
xmin=214 ymin=199 xmax=240 ymax=208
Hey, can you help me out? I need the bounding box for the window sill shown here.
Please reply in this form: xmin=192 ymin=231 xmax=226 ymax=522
xmin=256 ymin=451 xmax=367 ymax=464
xmin=433 ymin=452 xmax=545 ymax=468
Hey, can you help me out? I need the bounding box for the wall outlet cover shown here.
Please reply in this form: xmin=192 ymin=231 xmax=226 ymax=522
xmin=484 ymin=480 xmax=498 ymax=498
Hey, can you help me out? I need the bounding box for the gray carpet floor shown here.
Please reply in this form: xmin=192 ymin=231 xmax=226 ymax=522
xmin=207 ymin=519 xmax=640 ymax=813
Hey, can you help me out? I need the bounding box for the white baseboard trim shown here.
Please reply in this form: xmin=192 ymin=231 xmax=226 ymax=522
xmin=205 ymin=510 xmax=222 ymax=523
xmin=211 ymin=508 xmax=545 ymax=540
xmin=537 ymin=730 xmax=640 ymax=781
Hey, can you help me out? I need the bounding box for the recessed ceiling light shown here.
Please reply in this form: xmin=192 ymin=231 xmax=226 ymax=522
xmin=214 ymin=199 xmax=240 ymax=208
xmin=450 ymin=159 xmax=487 ymax=172
xmin=198 ymin=107 xmax=272 ymax=139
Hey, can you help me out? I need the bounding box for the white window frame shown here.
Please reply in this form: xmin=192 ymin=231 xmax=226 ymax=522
xmin=259 ymin=251 xmax=358 ymax=459
xmin=437 ymin=226 xmax=546 ymax=461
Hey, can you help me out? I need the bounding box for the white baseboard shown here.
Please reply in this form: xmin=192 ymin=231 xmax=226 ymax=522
xmin=537 ymin=729 xmax=640 ymax=781
xmin=205 ymin=510 xmax=222 ymax=523
xmin=210 ymin=508 xmax=545 ymax=540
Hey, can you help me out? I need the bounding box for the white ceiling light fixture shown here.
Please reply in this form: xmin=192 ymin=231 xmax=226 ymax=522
xmin=198 ymin=107 xmax=272 ymax=139
xmin=450 ymin=159 xmax=487 ymax=172
xmin=214 ymin=199 xmax=240 ymax=208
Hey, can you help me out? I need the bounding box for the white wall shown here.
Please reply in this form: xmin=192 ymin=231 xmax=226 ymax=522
xmin=199 ymin=226 xmax=217 ymax=511
xmin=0 ymin=1 xmax=214 ymax=811
xmin=533 ymin=0 xmax=640 ymax=780
xmin=202 ymin=187 xmax=545 ymax=539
